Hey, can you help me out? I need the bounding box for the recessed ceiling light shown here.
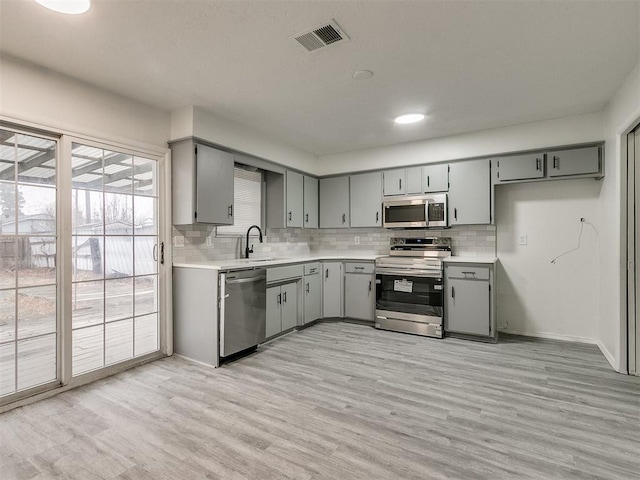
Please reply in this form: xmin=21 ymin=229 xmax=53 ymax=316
xmin=34 ymin=0 xmax=91 ymax=14
xmin=394 ymin=113 xmax=425 ymax=125
xmin=353 ymin=70 xmax=373 ymax=81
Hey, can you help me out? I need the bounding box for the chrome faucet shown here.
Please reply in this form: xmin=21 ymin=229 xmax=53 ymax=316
xmin=245 ymin=225 xmax=263 ymax=258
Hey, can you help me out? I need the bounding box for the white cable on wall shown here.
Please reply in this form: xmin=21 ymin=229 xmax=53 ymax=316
xmin=550 ymin=218 xmax=597 ymax=264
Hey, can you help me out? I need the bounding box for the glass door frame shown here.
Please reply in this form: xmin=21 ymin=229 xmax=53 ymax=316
xmin=60 ymin=134 xmax=170 ymax=388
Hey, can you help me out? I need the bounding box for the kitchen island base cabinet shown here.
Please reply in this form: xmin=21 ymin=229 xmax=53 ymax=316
xmin=445 ymin=263 xmax=496 ymax=342
xmin=266 ymin=283 xmax=298 ymax=338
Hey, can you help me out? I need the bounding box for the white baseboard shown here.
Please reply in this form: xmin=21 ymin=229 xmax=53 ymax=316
xmin=498 ymin=328 xmax=598 ymax=345
xmin=595 ymin=340 xmax=619 ymax=372
xmin=498 ymin=328 xmax=621 ymax=372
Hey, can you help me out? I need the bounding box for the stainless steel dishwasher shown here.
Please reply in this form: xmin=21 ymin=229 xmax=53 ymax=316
xmin=220 ymin=268 xmax=266 ymax=358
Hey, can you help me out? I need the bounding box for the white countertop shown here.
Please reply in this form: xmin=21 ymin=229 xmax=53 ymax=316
xmin=173 ymin=254 xmax=379 ymax=271
xmin=443 ymin=256 xmax=498 ymax=264
xmin=174 ymin=253 xmax=498 ymax=270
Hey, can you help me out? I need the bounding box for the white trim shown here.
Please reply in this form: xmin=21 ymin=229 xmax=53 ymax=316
xmin=172 ymin=353 xmax=217 ymax=369
xmin=0 ymin=114 xmax=169 ymax=158
xmin=498 ymin=328 xmax=599 ymax=345
xmin=596 ymin=339 xmax=619 ymax=372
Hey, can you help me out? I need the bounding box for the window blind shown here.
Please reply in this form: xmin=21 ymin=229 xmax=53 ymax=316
xmin=217 ymin=167 xmax=262 ymax=236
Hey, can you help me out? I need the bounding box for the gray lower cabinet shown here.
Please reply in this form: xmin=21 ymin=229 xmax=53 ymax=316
xmin=422 ymin=164 xmax=449 ymax=192
xmin=171 ymin=139 xmax=234 ymax=226
xmin=303 ymin=272 xmax=322 ymax=324
xmin=303 ymin=176 xmax=319 ymax=228
xmin=266 ymin=282 xmax=298 ymax=337
xmin=448 ymin=158 xmax=491 ymax=225
xmin=286 ymin=171 xmax=304 ymax=227
xmin=350 ymin=172 xmax=382 ymax=227
xmin=496 ymin=153 xmax=545 ymax=181
xmin=548 ymin=146 xmax=601 ymax=177
xmin=320 ymin=176 xmax=350 ymax=228
xmin=445 ymin=263 xmax=496 ymax=340
xmin=344 ymin=263 xmax=375 ymax=321
xmin=322 ymin=262 xmax=343 ymax=318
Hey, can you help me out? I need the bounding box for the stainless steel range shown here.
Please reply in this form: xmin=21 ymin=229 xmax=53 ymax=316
xmin=375 ymin=237 xmax=451 ymax=338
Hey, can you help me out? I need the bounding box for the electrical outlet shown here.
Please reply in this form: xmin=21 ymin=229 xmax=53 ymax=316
xmin=354 ymin=236 xmax=360 ymax=245
xmin=518 ymin=234 xmax=528 ymax=246
xmin=205 ymin=235 xmax=213 ymax=247
xmin=174 ymin=236 xmax=184 ymax=247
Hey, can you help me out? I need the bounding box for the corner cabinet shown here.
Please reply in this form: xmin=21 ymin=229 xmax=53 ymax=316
xmin=171 ymin=139 xmax=234 ymax=225
xmin=444 ymin=262 xmax=497 ymax=342
xmin=448 ymin=159 xmax=491 ymax=226
xmin=344 ymin=263 xmax=375 ymax=321
xmin=350 ymin=172 xmax=382 ymax=227
xmin=320 ymin=176 xmax=350 ymax=228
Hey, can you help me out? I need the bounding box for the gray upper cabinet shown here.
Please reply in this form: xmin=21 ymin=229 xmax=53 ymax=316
xmin=422 ymin=164 xmax=449 ymax=192
xmin=350 ymin=172 xmax=382 ymax=227
xmin=286 ymin=171 xmax=304 ymax=228
xmin=448 ymin=159 xmax=491 ymax=226
xmin=303 ymin=176 xmax=319 ymax=229
xmin=383 ymin=169 xmax=405 ymax=196
xmin=548 ymin=146 xmax=601 ymax=177
xmin=320 ymin=176 xmax=350 ymax=228
xmin=171 ymin=139 xmax=234 ymax=226
xmin=496 ymin=153 xmax=545 ymax=182
xmin=405 ymin=167 xmax=423 ymax=194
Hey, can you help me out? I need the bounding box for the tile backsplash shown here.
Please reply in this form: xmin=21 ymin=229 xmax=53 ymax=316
xmin=171 ymin=224 xmax=496 ymax=264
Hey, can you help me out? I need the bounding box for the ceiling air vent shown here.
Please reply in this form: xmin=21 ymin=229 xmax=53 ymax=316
xmin=291 ymin=20 xmax=349 ymax=53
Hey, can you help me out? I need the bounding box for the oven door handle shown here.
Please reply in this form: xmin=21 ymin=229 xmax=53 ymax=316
xmin=375 ymin=268 xmax=442 ymax=278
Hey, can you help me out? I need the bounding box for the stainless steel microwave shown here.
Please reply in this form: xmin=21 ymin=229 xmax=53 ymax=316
xmin=382 ymin=194 xmax=448 ymax=228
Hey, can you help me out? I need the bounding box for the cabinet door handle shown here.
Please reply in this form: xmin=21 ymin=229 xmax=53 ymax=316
xmin=454 ymin=208 xmax=458 ymax=220
xmin=277 ymin=293 xmax=282 ymax=305
xmin=427 ymin=175 xmax=430 ymax=188
xmin=553 ymin=156 xmax=559 ymax=169
xmin=288 ymin=211 xmax=292 ymax=222
xmin=228 ymin=204 xmax=233 ymax=217
xmin=536 ymin=158 xmax=541 ymax=171
xmin=306 ymin=282 xmax=310 ymax=293
xmin=462 ymin=271 xmax=476 ymax=277
xmin=451 ymin=286 xmax=455 ymax=299
xmin=283 ymin=291 xmax=287 ymax=303
xmin=305 ymin=213 xmax=309 ymax=223
xmin=368 ymin=280 xmax=372 ymax=292
xmin=399 ymin=178 xmax=402 ymax=190
xmin=376 ymin=211 xmax=379 ymax=223
xmin=325 ymin=268 xmax=329 ymax=279
xmin=342 ymin=213 xmax=346 ymax=224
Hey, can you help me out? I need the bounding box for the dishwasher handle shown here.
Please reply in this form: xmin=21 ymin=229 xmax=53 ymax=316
xmin=226 ymin=274 xmax=266 ymax=285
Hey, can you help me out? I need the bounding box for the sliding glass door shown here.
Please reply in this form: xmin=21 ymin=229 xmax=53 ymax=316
xmin=70 ymin=141 xmax=160 ymax=376
xmin=0 ymin=128 xmax=59 ymax=397
xmin=0 ymin=126 xmax=165 ymax=405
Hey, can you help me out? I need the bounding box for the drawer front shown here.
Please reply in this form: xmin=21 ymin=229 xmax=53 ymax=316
xmin=304 ymin=262 xmax=321 ymax=275
xmin=446 ymin=265 xmax=490 ymax=281
xmin=267 ymin=265 xmax=304 ymax=283
xmin=344 ymin=262 xmax=374 ymax=274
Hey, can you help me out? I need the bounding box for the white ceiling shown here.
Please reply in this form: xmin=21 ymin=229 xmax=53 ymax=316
xmin=0 ymin=1 xmax=638 ymax=156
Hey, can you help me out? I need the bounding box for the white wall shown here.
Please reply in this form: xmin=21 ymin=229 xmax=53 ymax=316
xmin=0 ymin=55 xmax=170 ymax=151
xmin=170 ymin=106 xmax=318 ymax=174
xmin=599 ymin=60 xmax=640 ymax=372
xmin=318 ymin=112 xmax=603 ymax=175
xmin=495 ymin=179 xmax=601 ymax=343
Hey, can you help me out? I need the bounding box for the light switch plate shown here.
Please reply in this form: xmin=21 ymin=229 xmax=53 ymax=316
xmin=518 ymin=234 xmax=528 ymax=246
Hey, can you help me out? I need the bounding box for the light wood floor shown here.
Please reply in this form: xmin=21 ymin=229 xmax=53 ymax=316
xmin=1 ymin=322 xmax=639 ymax=480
